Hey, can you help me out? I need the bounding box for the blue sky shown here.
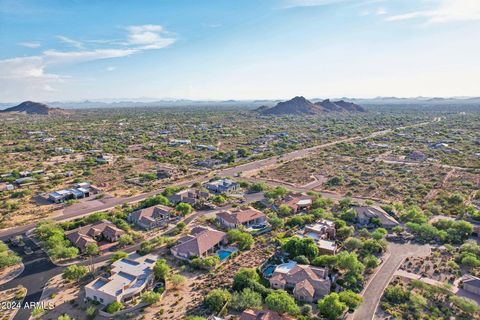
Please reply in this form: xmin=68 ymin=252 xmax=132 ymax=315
xmin=1 ymin=0 xmax=479 ymax=102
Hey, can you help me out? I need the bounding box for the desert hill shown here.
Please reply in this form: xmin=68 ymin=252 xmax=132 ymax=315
xmin=258 ymin=96 xmax=366 ymax=115
xmin=0 ymin=101 xmax=66 ymax=115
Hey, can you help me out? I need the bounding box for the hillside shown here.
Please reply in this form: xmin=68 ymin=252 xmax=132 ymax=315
xmin=0 ymin=101 xmax=66 ymax=115
xmin=258 ymin=96 xmax=366 ymax=115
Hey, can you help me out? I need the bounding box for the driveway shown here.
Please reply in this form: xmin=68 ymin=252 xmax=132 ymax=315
xmin=353 ymin=243 xmax=430 ymax=320
xmin=0 ymin=236 xmax=63 ymax=320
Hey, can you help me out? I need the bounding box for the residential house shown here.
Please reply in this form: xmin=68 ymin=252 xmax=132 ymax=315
xmin=463 ymin=276 xmax=480 ymax=296
xmin=304 ymin=220 xmax=336 ymax=239
xmin=14 ymin=177 xmax=35 ymax=185
xmin=317 ymin=239 xmax=337 ymax=255
xmin=0 ymin=183 xmax=14 ymax=191
xmin=407 ymin=151 xmax=427 ymax=161
xmin=171 ymin=226 xmax=227 ymax=260
xmin=85 ymin=253 xmax=157 ymax=305
xmin=128 ymin=205 xmax=171 ymax=230
xmin=205 ymin=179 xmax=240 ymax=193
xmin=240 ymin=309 xmax=296 ymax=320
xmin=353 ymin=206 xmax=399 ymax=229
xmin=66 ymin=220 xmax=125 ymax=253
xmin=156 ymin=165 xmax=179 ymax=179
xmin=169 ymin=139 xmax=191 ymax=146
xmin=168 ymin=188 xmax=209 ymax=205
xmin=298 ymin=220 xmax=337 ymax=255
xmin=96 ymin=154 xmax=114 ymax=164
xmin=269 ymin=261 xmax=330 ymax=303
xmin=216 ymin=207 xmax=267 ymax=229
xmin=195 ymin=159 xmax=221 ymax=168
xmin=281 ymin=194 xmax=314 ymax=213
xmin=48 ymin=182 xmax=92 ymax=203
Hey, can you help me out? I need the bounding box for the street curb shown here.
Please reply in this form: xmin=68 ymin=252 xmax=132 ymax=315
xmin=0 ymin=263 xmax=25 ymax=286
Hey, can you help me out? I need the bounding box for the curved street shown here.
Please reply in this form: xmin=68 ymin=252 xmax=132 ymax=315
xmin=353 ymin=243 xmax=431 ymax=320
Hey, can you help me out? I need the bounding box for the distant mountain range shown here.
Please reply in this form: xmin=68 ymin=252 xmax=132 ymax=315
xmin=257 ymin=96 xmax=366 ymax=115
xmin=0 ymin=96 xmax=479 ymax=110
xmin=0 ymin=101 xmax=66 ymax=115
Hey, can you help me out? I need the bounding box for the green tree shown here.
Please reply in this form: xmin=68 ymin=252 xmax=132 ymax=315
xmin=141 ymin=290 xmax=162 ymax=304
xmin=227 ymin=229 xmax=254 ymax=250
xmin=318 ymin=293 xmax=348 ymax=320
xmin=344 ymin=238 xmax=363 ymax=251
xmin=231 ymin=288 xmax=263 ymax=311
xmin=63 ymin=265 xmax=88 ymax=283
xmin=169 ymin=274 xmax=186 ymax=289
xmin=204 ymin=289 xmax=232 ymax=313
xmin=337 ymin=226 xmax=354 ymax=239
xmin=371 ymin=228 xmax=388 ymax=240
xmin=363 ymin=255 xmax=380 ymax=270
xmin=0 ymin=241 xmax=21 ymax=269
xmin=154 ymin=259 xmax=170 ymax=280
xmin=338 ymin=290 xmax=363 ymax=310
xmin=233 ymin=268 xmax=260 ymax=291
xmin=86 ymin=306 xmax=96 ymax=319
xmin=110 ymin=250 xmax=128 ymax=263
xmin=282 ymin=237 xmax=319 ymax=260
xmin=265 ymin=290 xmax=299 ymax=315
xmin=85 ymin=243 xmax=99 ymax=274
xmin=176 ymin=202 xmax=193 ymax=216
xmin=105 ymin=301 xmax=123 ymax=314
xmin=277 ymin=204 xmax=293 ymax=216
xmin=118 ymin=234 xmax=134 ymax=246
xmin=249 ymin=182 xmax=268 ymax=192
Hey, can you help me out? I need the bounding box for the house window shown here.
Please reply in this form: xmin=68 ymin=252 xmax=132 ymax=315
xmin=100 ymin=298 xmax=104 ymax=303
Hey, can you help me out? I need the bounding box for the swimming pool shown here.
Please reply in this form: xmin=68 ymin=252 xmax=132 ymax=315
xmin=263 ymin=265 xmax=276 ymax=277
xmin=217 ymin=250 xmax=233 ymax=261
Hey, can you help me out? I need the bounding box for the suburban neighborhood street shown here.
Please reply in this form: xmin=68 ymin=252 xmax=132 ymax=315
xmin=353 ymin=243 xmax=431 ymax=320
xmin=0 ymin=120 xmax=435 ymax=320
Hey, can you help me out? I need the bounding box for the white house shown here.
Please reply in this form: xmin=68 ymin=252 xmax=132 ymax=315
xmin=85 ymin=253 xmax=157 ymax=305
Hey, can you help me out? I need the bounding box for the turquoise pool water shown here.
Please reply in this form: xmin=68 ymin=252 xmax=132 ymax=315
xmin=217 ymin=250 xmax=232 ymax=261
xmin=264 ymin=265 xmax=275 ymax=277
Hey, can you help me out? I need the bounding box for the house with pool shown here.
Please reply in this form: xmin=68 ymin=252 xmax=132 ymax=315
xmin=84 ymin=253 xmax=157 ymax=305
xmin=269 ymin=261 xmax=331 ymax=303
xmin=171 ymin=226 xmax=228 ymax=260
xmin=216 ymin=207 xmax=267 ymax=229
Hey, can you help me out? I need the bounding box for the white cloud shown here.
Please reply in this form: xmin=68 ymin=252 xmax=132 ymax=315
xmin=56 ymin=35 xmax=85 ymax=49
xmin=1 ymin=24 xmax=176 ymax=99
xmin=106 ymin=66 xmax=116 ymax=72
xmin=375 ymin=7 xmax=387 ymax=15
xmin=43 ymin=48 xmax=138 ymax=64
xmin=127 ymin=24 xmax=176 ymax=49
xmin=387 ymin=0 xmax=480 ymax=23
xmin=18 ymin=41 xmax=41 ymax=48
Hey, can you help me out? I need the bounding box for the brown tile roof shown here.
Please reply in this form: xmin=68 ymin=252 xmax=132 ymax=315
xmin=353 ymin=206 xmax=399 ymax=226
xmin=271 ymin=264 xmax=330 ymax=298
xmin=172 ymin=226 xmax=226 ymax=258
xmin=283 ymin=194 xmax=313 ymax=210
xmin=65 ymin=220 xmax=125 ymax=249
xmin=293 ymin=278 xmax=315 ymax=297
xmin=130 ymin=205 xmax=171 ymax=223
xmin=217 ymin=207 xmax=265 ymax=224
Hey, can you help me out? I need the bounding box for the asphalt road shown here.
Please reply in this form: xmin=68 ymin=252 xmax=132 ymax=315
xmin=0 ymin=120 xmax=433 ymax=319
xmin=353 ymin=243 xmax=431 ymax=320
xmin=0 ymin=236 xmax=62 ymax=320
xmin=0 ymin=120 xmax=432 ymax=241
xmin=0 ymin=192 xmax=264 ymax=320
